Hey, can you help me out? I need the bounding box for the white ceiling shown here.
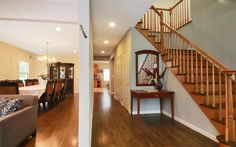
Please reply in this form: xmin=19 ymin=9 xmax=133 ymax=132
xmin=0 ymin=0 xmax=79 ymax=55
xmin=0 ymin=0 xmax=156 ymax=56
xmin=0 ymin=21 xmax=79 ymax=55
xmin=92 ymin=0 xmax=155 ymax=56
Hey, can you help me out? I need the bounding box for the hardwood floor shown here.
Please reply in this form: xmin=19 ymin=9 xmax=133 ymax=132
xmin=23 ymin=94 xmax=78 ymax=147
xmin=92 ymin=92 xmax=218 ymax=147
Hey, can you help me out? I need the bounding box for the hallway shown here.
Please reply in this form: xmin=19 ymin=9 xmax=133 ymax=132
xmin=91 ymin=92 xmax=218 ymax=147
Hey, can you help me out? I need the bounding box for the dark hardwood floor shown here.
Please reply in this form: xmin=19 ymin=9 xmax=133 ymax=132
xmin=23 ymin=94 xmax=78 ymax=147
xmin=92 ymin=92 xmax=218 ymax=147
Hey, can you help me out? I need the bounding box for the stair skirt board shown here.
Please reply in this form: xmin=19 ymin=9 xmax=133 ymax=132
xmin=163 ymin=111 xmax=219 ymax=142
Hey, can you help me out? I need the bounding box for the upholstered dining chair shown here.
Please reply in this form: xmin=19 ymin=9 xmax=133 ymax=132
xmin=38 ymin=80 xmax=54 ymax=112
xmin=33 ymin=79 xmax=39 ymax=85
xmin=0 ymin=81 xmax=19 ymax=94
xmin=61 ymin=80 xmax=68 ymax=100
xmin=53 ymin=80 xmax=63 ymax=104
xmin=16 ymin=80 xmax=24 ymax=87
xmin=25 ymin=79 xmax=33 ymax=86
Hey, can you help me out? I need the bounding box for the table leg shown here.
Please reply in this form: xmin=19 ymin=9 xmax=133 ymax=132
xmin=160 ymin=97 xmax=163 ymax=115
xmin=171 ymin=95 xmax=174 ymax=119
xmin=131 ymin=93 xmax=133 ymax=115
xmin=137 ymin=96 xmax=140 ymax=118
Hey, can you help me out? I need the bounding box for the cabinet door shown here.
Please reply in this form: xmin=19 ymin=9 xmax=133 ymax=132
xmin=115 ymin=57 xmax=122 ymax=102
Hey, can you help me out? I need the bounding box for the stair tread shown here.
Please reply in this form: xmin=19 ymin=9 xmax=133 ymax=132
xmin=183 ymin=81 xmax=225 ymax=84
xmin=212 ymin=118 xmax=225 ymax=125
xmin=191 ymin=91 xmax=232 ymax=95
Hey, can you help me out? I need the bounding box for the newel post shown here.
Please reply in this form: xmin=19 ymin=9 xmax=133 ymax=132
xmin=224 ymin=72 xmax=236 ymax=143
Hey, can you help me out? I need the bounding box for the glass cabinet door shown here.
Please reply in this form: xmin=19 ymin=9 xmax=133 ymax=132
xmin=60 ymin=66 xmax=66 ymax=79
xmin=53 ymin=66 xmax=59 ymax=79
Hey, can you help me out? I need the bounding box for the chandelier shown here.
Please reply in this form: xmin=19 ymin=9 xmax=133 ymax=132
xmin=37 ymin=42 xmax=56 ymax=63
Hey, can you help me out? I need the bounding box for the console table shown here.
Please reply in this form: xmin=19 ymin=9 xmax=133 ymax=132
xmin=130 ymin=90 xmax=175 ymax=119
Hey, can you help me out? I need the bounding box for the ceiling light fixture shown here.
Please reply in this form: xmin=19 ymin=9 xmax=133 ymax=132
xmin=109 ymin=22 xmax=116 ymax=28
xmin=104 ymin=40 xmax=109 ymax=44
xmin=39 ymin=49 xmax=43 ymax=51
xmin=73 ymin=50 xmax=78 ymax=53
xmin=101 ymin=51 xmax=105 ymax=54
xmin=55 ymin=27 xmax=61 ymax=31
xmin=38 ymin=42 xmax=56 ymax=63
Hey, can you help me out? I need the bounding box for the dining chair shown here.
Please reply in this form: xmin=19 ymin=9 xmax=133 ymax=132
xmin=16 ymin=80 xmax=24 ymax=87
xmin=0 ymin=81 xmax=19 ymax=94
xmin=38 ymin=80 xmax=54 ymax=112
xmin=53 ymin=80 xmax=63 ymax=104
xmin=33 ymin=79 xmax=39 ymax=85
xmin=61 ymin=80 xmax=68 ymax=100
xmin=25 ymin=79 xmax=33 ymax=86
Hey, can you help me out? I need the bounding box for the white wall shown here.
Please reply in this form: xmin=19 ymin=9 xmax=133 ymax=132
xmin=178 ymin=0 xmax=236 ymax=68
xmin=153 ymin=0 xmax=177 ymax=8
xmin=162 ymin=65 xmax=219 ymax=141
xmin=130 ymin=28 xmax=162 ymax=114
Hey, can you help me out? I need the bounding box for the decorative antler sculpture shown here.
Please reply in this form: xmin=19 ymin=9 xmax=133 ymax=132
xmin=141 ymin=67 xmax=168 ymax=91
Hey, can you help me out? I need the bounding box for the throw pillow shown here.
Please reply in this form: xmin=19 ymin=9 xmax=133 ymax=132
xmin=0 ymin=99 xmax=23 ymax=116
xmin=0 ymin=98 xmax=9 ymax=110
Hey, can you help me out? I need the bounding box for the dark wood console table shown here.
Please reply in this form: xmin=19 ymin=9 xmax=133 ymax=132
xmin=130 ymin=90 xmax=175 ymax=119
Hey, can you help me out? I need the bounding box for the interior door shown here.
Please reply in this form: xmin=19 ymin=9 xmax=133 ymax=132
xmin=116 ymin=57 xmax=122 ymax=101
xmin=121 ymin=52 xmax=129 ymax=109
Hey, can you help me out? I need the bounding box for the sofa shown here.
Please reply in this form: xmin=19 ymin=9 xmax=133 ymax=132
xmin=0 ymin=95 xmax=38 ymax=147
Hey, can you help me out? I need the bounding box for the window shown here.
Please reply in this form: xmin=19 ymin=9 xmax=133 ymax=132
xmin=19 ymin=61 xmax=29 ymax=80
xmin=103 ymin=69 xmax=110 ymax=81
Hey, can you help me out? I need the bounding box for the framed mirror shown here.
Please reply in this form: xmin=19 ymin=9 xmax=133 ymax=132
xmin=135 ymin=50 xmax=159 ymax=86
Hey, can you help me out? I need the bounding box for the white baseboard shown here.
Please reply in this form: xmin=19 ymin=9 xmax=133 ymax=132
xmin=162 ymin=111 xmax=218 ymax=142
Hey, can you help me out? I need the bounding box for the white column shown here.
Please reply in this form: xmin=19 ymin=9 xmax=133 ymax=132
xmin=78 ymin=0 xmax=93 ymax=146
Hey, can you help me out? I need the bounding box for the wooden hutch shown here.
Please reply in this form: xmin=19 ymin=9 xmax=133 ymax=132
xmin=49 ymin=62 xmax=74 ymax=94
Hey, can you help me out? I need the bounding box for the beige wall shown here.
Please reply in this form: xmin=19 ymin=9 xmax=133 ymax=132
xmin=0 ymin=41 xmax=37 ymax=80
xmin=0 ymin=41 xmax=80 ymax=93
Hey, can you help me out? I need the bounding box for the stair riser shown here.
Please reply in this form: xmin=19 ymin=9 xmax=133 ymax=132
xmin=178 ymin=67 xmax=222 ymax=74
xmin=212 ymin=120 xmax=225 ymax=135
xmin=191 ymin=94 xmax=225 ymax=105
xmin=200 ymin=106 xmax=226 ymax=119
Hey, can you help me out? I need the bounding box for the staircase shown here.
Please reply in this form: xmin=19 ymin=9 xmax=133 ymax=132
xmin=136 ymin=0 xmax=236 ymax=146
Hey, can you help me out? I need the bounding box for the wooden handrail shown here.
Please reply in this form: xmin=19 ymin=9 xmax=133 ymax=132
xmin=154 ymin=0 xmax=184 ymax=12
xmin=163 ymin=23 xmax=227 ymax=70
xmin=170 ymin=0 xmax=184 ymax=11
xmin=150 ymin=6 xmax=162 ymax=16
xmin=156 ymin=8 xmax=170 ymax=11
xmin=223 ymin=70 xmax=236 ymax=74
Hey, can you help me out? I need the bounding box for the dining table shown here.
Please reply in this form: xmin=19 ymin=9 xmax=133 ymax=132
xmin=19 ymin=85 xmax=46 ymax=99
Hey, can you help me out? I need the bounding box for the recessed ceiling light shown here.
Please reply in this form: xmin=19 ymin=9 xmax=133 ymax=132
xmin=109 ymin=22 xmax=116 ymax=28
xmin=39 ymin=49 xmax=43 ymax=51
xmin=101 ymin=51 xmax=105 ymax=54
xmin=73 ymin=50 xmax=78 ymax=53
xmin=104 ymin=40 xmax=109 ymax=44
xmin=55 ymin=27 xmax=61 ymax=31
